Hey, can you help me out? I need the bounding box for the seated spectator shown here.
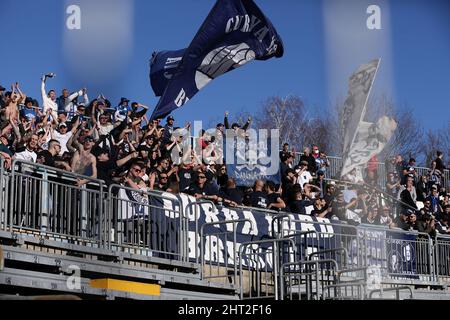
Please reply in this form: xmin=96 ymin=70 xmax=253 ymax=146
xmin=415 ymin=214 xmax=437 ymax=237
xmin=392 ymin=210 xmax=411 ymax=231
xmin=436 ymin=216 xmax=450 ymax=234
xmin=361 ymin=206 xmax=379 ymax=225
xmin=377 ymin=206 xmax=394 ymax=227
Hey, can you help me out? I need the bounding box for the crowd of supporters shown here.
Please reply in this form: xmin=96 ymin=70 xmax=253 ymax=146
xmin=0 ymin=76 xmax=448 ymax=237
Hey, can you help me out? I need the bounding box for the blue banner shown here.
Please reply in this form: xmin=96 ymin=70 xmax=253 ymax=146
xmin=149 ymin=0 xmax=284 ymax=120
xmin=225 ymin=132 xmax=281 ymax=187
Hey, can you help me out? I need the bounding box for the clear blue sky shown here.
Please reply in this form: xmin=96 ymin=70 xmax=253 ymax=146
xmin=1 ymin=0 xmax=449 ymax=130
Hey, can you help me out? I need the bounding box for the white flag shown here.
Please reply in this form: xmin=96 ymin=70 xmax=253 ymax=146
xmin=341 ymin=116 xmax=397 ymax=179
xmin=341 ymin=59 xmax=380 ymax=158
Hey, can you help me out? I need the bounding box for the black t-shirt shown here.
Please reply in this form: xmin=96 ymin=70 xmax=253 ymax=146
xmin=187 ymin=182 xmax=218 ymax=197
xmin=178 ymin=167 xmax=194 ymax=191
xmin=267 ymin=192 xmax=281 ymax=207
xmin=248 ymin=191 xmax=268 ymax=209
xmin=221 ymin=188 xmax=243 ymax=205
xmin=290 ymin=200 xmax=306 ymax=215
xmin=97 ymin=159 xmax=118 ymax=185
xmin=37 ymin=150 xmax=56 ymax=167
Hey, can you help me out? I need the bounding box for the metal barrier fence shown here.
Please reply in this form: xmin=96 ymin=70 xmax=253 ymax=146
xmin=6 ymin=160 xmax=106 ymax=244
xmin=106 ymin=184 xmax=187 ymax=261
xmin=435 ymin=234 xmax=450 ymax=280
xmin=0 ymin=158 xmax=449 ymax=299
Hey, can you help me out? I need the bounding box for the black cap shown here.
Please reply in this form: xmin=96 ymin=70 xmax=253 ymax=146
xmin=120 ymin=97 xmax=129 ymax=104
xmin=167 ymin=115 xmax=175 ymax=121
xmin=231 ymin=123 xmax=240 ymax=129
xmin=216 ymin=123 xmax=224 ymax=128
xmin=24 ymin=97 xmax=34 ymax=105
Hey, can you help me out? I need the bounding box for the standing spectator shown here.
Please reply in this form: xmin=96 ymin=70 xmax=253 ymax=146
xmin=280 ymin=142 xmax=291 ymax=160
xmin=70 ymin=135 xmax=97 ymax=186
xmin=163 ymin=115 xmax=175 ymax=143
xmin=295 ymin=161 xmax=313 ymax=189
xmin=416 ymin=175 xmax=430 ymax=202
xmin=435 ymin=151 xmax=445 ymax=172
xmin=316 ymin=151 xmax=330 ymax=176
xmin=36 ymin=139 xmax=70 ymax=170
xmin=52 ymin=118 xmax=79 ymax=156
xmin=386 ymin=172 xmax=401 ymax=199
xmin=398 ymin=176 xmax=418 ymax=210
xmin=299 ymin=147 xmax=317 ymax=174
xmin=313 ymin=171 xmax=327 ymax=198
xmin=186 ymin=171 xmax=220 ymax=203
xmin=245 ymin=180 xmax=268 ymax=209
xmin=14 ymin=134 xmax=39 ymax=163
xmin=220 ymin=178 xmax=243 ymax=206
xmin=426 ymin=185 xmax=442 ymax=215
xmin=428 ymin=161 xmax=442 ymax=189
xmin=266 ymin=181 xmax=286 ymax=211
xmin=57 ymin=87 xmax=89 ymax=114
xmin=40 ymin=74 xmax=58 ymax=120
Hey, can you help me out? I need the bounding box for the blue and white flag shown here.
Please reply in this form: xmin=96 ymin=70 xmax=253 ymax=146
xmin=149 ymin=0 xmax=284 ymax=120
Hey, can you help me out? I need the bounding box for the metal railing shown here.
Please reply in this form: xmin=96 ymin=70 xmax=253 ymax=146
xmin=107 ymin=184 xmax=187 ymax=261
xmin=6 ymin=159 xmax=105 ymax=244
xmin=292 ymin=152 xmax=450 ymax=191
xmin=1 ymin=157 xmax=449 ymax=299
xmin=434 ymin=234 xmax=450 ymax=280
xmin=200 ymin=219 xmax=254 ymax=284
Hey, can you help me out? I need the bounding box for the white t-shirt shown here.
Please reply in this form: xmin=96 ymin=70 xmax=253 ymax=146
xmin=297 ymin=170 xmax=313 ymax=188
xmin=53 ymin=131 xmax=73 ymax=155
xmin=14 ymin=148 xmax=37 ymax=163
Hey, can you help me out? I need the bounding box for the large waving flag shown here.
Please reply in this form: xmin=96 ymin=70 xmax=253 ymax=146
xmin=149 ymin=0 xmax=284 ymax=120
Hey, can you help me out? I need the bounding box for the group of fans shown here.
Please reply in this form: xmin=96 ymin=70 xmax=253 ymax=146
xmin=0 ymin=76 xmax=449 ymax=237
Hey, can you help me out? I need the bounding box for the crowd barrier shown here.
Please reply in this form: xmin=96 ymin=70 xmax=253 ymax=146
xmin=0 ymin=159 xmax=449 ymax=300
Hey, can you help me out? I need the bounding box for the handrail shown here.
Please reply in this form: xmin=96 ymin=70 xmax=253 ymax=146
xmin=11 ymin=159 xmax=105 ymax=186
xmin=185 ymin=200 xmax=218 ymax=263
xmin=239 ymin=238 xmax=297 ymax=300
xmin=271 ymin=213 xmax=292 ymax=238
xmin=199 ymin=218 xmax=254 ymax=283
xmin=280 ymin=259 xmax=339 ymax=300
xmin=369 ymin=286 xmax=414 ymax=300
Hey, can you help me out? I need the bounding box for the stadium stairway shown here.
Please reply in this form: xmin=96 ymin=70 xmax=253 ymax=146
xmin=0 ymin=230 xmax=238 ymax=300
